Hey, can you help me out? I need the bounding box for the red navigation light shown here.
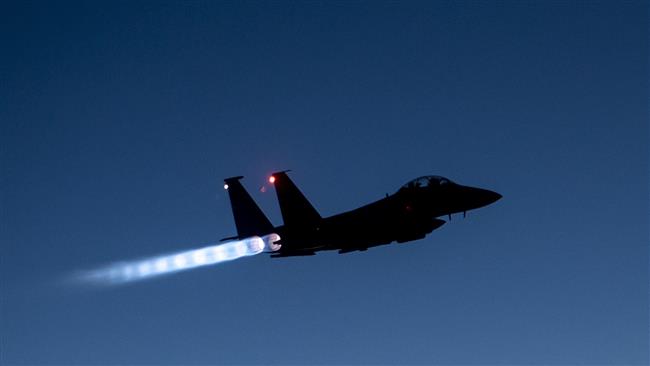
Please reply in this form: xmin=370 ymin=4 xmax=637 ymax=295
xmin=269 ymin=176 xmax=276 ymax=184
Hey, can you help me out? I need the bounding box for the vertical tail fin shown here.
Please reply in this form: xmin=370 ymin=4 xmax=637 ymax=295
xmin=223 ymin=176 xmax=274 ymax=239
xmin=269 ymin=171 xmax=321 ymax=228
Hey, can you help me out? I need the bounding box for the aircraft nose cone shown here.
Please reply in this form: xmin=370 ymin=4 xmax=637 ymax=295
xmin=485 ymin=190 xmax=502 ymax=205
xmin=468 ymin=187 xmax=502 ymax=209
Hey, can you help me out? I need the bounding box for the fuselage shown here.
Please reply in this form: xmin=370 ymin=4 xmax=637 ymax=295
xmin=271 ymin=176 xmax=501 ymax=255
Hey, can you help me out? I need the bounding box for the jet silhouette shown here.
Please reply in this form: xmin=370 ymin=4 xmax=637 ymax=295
xmin=223 ymin=172 xmax=501 ymax=257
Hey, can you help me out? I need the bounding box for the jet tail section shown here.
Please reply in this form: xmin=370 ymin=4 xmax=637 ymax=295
xmin=270 ymin=171 xmax=321 ymax=228
xmin=223 ymin=176 xmax=274 ymax=239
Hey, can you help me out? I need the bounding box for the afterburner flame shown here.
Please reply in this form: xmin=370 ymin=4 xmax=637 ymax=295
xmin=75 ymin=234 xmax=278 ymax=286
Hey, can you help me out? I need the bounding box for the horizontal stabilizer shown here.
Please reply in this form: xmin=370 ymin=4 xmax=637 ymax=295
xmin=338 ymin=247 xmax=368 ymax=254
xmin=270 ymin=250 xmax=316 ymax=258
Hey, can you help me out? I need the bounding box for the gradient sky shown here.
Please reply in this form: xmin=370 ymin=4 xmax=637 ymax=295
xmin=1 ymin=1 xmax=648 ymax=364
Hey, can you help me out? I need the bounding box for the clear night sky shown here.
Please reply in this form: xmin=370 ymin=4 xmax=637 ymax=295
xmin=1 ymin=1 xmax=648 ymax=364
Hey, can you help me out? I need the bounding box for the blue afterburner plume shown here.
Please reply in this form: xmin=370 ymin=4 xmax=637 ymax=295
xmin=74 ymin=234 xmax=280 ymax=286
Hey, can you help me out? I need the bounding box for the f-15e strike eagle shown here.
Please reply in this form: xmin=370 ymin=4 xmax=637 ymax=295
xmin=223 ymin=171 xmax=501 ymax=257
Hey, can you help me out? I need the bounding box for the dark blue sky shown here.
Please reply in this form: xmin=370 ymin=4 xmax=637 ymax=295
xmin=2 ymin=1 xmax=648 ymax=364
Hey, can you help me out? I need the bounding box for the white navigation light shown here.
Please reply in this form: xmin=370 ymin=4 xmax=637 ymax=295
xmin=74 ymin=233 xmax=281 ymax=286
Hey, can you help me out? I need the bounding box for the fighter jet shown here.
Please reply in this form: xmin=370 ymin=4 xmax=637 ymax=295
xmin=223 ymin=172 xmax=501 ymax=257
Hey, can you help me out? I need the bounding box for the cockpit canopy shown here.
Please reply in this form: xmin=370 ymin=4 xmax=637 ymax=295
xmin=400 ymin=175 xmax=453 ymax=190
